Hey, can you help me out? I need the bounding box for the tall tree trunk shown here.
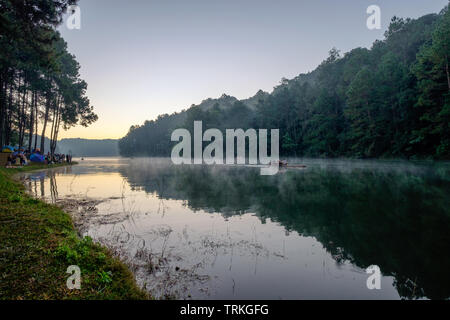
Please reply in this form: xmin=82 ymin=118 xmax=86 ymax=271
xmin=53 ymin=113 xmax=61 ymax=154
xmin=15 ymin=76 xmax=22 ymax=147
xmin=34 ymin=95 xmax=38 ymax=150
xmin=5 ymin=79 xmax=13 ymax=145
xmin=50 ymin=96 xmax=61 ymax=155
xmin=19 ymin=84 xmax=28 ymax=149
xmin=49 ymin=108 xmax=55 ymax=155
xmin=40 ymin=93 xmax=50 ymax=153
xmin=28 ymin=90 xmax=35 ymax=152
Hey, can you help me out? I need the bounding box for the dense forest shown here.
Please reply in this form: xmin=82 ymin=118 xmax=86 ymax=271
xmin=0 ymin=0 xmax=97 ymax=154
xmin=119 ymin=5 xmax=450 ymax=160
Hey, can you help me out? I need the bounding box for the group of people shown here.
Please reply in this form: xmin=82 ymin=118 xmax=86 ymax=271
xmin=46 ymin=152 xmax=73 ymax=165
xmin=6 ymin=148 xmax=29 ymax=166
xmin=3 ymin=146 xmax=73 ymax=167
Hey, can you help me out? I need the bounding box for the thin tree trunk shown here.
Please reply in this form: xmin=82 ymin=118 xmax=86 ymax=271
xmin=34 ymin=95 xmax=38 ymax=150
xmin=49 ymin=107 xmax=55 ymax=155
xmin=50 ymin=96 xmax=61 ymax=155
xmin=28 ymin=90 xmax=35 ymax=152
xmin=19 ymin=85 xmax=28 ymax=149
xmin=40 ymin=93 xmax=50 ymax=153
xmin=49 ymin=96 xmax=58 ymax=156
xmin=54 ymin=113 xmax=61 ymax=154
xmin=5 ymin=79 xmax=13 ymax=145
xmin=15 ymin=76 xmax=22 ymax=147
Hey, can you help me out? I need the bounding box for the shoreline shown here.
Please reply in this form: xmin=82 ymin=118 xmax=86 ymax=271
xmin=0 ymin=162 xmax=149 ymax=299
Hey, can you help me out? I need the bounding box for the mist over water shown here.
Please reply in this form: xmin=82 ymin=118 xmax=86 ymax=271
xmin=20 ymin=157 xmax=450 ymax=299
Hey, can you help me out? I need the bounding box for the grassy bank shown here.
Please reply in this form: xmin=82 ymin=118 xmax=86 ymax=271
xmin=0 ymin=163 xmax=148 ymax=299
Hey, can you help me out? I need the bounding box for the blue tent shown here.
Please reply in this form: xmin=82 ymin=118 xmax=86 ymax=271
xmin=30 ymin=153 xmax=45 ymax=163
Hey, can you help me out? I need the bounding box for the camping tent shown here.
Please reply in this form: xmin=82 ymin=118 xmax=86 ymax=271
xmin=30 ymin=153 xmax=45 ymax=163
xmin=2 ymin=146 xmax=14 ymax=153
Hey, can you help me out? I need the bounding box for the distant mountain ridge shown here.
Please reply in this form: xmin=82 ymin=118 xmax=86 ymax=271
xmin=57 ymin=138 xmax=119 ymax=157
xmin=118 ymin=69 xmax=319 ymax=157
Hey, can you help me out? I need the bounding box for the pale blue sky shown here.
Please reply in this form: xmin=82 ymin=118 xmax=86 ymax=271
xmin=58 ymin=0 xmax=448 ymax=139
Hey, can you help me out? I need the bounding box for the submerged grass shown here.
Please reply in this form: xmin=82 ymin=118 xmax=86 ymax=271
xmin=0 ymin=163 xmax=148 ymax=299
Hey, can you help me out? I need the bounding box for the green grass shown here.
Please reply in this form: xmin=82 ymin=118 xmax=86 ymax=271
xmin=0 ymin=163 xmax=148 ymax=299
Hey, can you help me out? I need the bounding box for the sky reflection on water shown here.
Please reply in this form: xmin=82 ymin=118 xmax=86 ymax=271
xmin=20 ymin=158 xmax=450 ymax=299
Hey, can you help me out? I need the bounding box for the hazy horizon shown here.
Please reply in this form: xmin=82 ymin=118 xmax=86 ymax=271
xmin=57 ymin=0 xmax=448 ymax=139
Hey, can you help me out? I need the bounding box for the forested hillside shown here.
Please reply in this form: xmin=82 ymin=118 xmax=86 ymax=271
xmin=119 ymin=6 xmax=450 ymax=159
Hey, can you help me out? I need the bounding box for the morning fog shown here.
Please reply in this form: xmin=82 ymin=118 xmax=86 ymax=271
xmin=171 ymin=121 xmax=280 ymax=175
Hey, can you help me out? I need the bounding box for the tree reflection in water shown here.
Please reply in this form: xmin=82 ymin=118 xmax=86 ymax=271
xmin=118 ymin=160 xmax=450 ymax=299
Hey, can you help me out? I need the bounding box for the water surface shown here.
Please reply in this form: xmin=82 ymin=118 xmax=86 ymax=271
xmin=20 ymin=157 xmax=450 ymax=299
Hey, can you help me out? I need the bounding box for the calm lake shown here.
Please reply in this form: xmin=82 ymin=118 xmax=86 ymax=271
xmin=19 ymin=157 xmax=450 ymax=299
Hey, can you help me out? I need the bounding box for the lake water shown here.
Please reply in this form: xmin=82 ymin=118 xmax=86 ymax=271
xmin=19 ymin=157 xmax=450 ymax=299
